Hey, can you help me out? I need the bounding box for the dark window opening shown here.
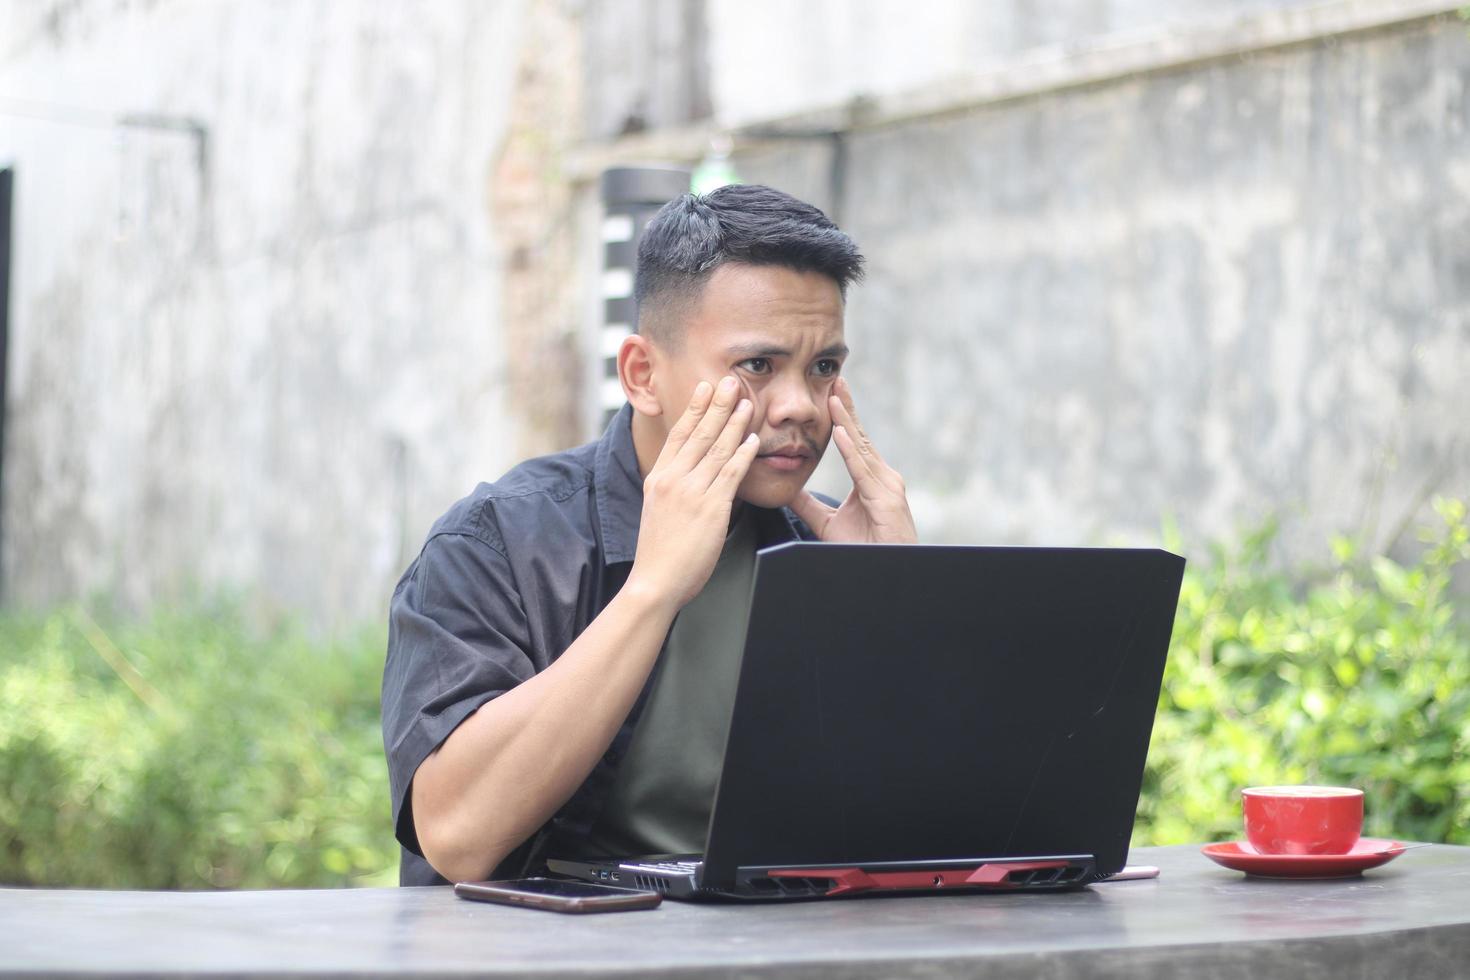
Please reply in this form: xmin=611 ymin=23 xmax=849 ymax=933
xmin=0 ymin=167 xmax=11 ymax=599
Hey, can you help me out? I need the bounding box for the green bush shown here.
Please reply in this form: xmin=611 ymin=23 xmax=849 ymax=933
xmin=0 ymin=601 xmax=396 ymax=888
xmin=2 ymin=500 xmax=1465 ymax=889
xmin=1135 ymin=496 xmax=1470 ymax=847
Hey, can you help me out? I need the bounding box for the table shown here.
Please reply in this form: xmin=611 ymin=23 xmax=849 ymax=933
xmin=4 ymin=844 xmax=1469 ymax=978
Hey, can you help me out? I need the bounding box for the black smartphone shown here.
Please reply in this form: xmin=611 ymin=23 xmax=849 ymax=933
xmin=453 ymin=876 xmax=662 ymax=913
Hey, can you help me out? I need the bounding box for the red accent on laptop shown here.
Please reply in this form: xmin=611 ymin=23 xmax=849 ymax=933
xmin=768 ymin=860 xmax=1071 ymax=897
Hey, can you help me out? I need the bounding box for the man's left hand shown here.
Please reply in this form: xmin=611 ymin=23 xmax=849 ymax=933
xmin=790 ymin=376 xmax=918 ymax=544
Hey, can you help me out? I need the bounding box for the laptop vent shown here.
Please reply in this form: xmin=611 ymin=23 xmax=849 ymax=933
xmin=750 ymin=876 xmax=828 ymax=896
xmin=631 ymin=875 xmax=670 ymax=893
xmin=1006 ymin=866 xmax=1087 ymax=886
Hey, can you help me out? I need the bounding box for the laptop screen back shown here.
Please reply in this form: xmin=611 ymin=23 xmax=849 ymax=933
xmin=701 ymin=544 xmax=1184 ymax=885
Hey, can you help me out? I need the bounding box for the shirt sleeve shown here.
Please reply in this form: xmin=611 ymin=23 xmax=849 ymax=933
xmin=381 ymin=530 xmax=536 ymax=857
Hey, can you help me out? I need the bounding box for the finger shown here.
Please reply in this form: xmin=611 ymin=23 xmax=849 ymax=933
xmin=676 ymin=375 xmax=742 ymax=468
xmin=788 ymin=490 xmax=835 ymax=538
xmin=832 ymin=423 xmax=882 ymax=498
xmin=690 ymin=398 xmax=755 ymax=486
xmin=828 ymin=386 xmax=887 ymax=470
xmin=711 ymin=432 xmax=761 ymax=497
xmin=654 ymin=381 xmax=714 ymax=470
xmin=830 ymin=393 xmax=907 ymax=498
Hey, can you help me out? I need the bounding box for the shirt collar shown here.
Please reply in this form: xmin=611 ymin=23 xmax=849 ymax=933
xmin=592 ymin=402 xmax=817 ymax=566
xmin=593 ymin=403 xmax=647 ymax=565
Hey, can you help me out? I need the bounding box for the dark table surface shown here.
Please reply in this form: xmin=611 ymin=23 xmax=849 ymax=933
xmin=4 ymin=843 xmax=1469 ymax=978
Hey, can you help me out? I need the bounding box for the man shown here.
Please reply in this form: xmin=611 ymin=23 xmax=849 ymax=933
xmin=382 ymin=184 xmax=917 ymax=886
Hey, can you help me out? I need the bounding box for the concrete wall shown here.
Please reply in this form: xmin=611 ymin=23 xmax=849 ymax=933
xmin=580 ymin=0 xmax=711 ymax=139
xmin=781 ymin=13 xmax=1470 ymax=561
xmin=580 ymin=0 xmax=1321 ymax=134
xmin=0 ymin=1 xmax=529 ymax=628
xmin=3 ymin=2 xmax=1465 ymax=628
xmin=704 ymin=0 xmax=1306 ymax=126
xmin=577 ymin=1 xmax=1468 ymax=563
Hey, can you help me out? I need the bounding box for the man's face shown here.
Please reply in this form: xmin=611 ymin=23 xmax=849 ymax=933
xmin=651 ymin=262 xmax=847 ymax=508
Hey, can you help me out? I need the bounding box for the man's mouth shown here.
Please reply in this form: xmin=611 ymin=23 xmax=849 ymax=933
xmin=756 ymin=445 xmax=813 ymax=472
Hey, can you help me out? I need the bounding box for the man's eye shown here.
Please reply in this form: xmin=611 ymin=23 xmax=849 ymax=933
xmin=813 ymin=359 xmax=841 ymax=377
xmin=738 ymin=358 xmax=772 ymax=375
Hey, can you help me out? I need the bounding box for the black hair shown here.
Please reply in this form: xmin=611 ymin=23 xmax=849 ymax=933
xmin=633 ymin=183 xmax=865 ymax=346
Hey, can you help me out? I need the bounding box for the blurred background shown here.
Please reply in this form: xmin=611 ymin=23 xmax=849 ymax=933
xmin=0 ymin=0 xmax=1466 ymax=889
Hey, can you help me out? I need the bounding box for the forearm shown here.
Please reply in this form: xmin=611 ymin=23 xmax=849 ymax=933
xmin=412 ymin=579 xmax=677 ymax=882
xmin=413 ymin=377 xmax=758 ymax=882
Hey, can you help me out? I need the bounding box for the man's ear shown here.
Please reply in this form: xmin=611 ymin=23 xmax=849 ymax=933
xmin=617 ymin=333 xmax=663 ymax=417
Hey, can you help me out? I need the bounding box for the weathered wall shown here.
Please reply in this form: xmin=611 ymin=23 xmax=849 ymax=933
xmin=704 ymin=0 xmax=1308 ymax=126
xmin=580 ymin=0 xmax=711 ymax=140
xmin=575 ymin=3 xmax=1468 ymax=563
xmin=574 ymin=1 xmax=1469 ymax=564
xmin=772 ymin=14 xmax=1470 ymax=560
xmin=0 ymin=1 xmax=530 ymax=628
xmin=3 ymin=2 xmax=1465 ymax=628
xmin=493 ymin=0 xmax=587 ymax=459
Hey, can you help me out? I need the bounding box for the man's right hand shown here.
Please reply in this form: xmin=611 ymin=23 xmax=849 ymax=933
xmin=411 ymin=376 xmax=759 ymax=882
xmin=626 ymin=375 xmax=759 ymax=612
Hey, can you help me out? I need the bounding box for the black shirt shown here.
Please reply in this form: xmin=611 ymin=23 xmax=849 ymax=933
xmin=381 ymin=402 xmax=828 ymax=886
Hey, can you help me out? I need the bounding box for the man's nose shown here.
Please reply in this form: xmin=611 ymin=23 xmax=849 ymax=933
xmin=763 ymin=372 xmax=822 ymax=427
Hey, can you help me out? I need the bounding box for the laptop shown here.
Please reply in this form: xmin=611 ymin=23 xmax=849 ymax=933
xmin=549 ymin=542 xmax=1185 ymax=901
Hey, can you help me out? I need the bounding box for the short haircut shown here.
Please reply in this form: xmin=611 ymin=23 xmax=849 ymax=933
xmin=633 ymin=183 xmax=865 ymax=348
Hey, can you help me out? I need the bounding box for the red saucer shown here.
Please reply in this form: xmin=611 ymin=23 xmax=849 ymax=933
xmin=1201 ymin=838 xmax=1408 ymax=878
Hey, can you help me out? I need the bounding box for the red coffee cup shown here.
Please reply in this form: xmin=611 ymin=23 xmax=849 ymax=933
xmin=1242 ymin=785 xmax=1363 ymax=855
